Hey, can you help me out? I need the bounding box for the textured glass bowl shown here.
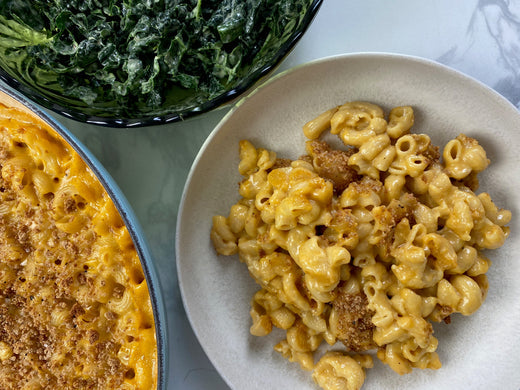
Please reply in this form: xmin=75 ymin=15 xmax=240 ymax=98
xmin=0 ymin=83 xmax=168 ymax=388
xmin=0 ymin=1 xmax=322 ymax=128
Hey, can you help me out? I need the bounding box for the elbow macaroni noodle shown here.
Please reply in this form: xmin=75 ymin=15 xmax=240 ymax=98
xmin=0 ymin=102 xmax=157 ymax=388
xmin=211 ymin=101 xmax=511 ymax=389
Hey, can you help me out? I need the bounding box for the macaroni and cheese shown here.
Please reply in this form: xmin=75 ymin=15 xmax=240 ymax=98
xmin=0 ymin=100 xmax=157 ymax=388
xmin=211 ymin=101 xmax=511 ymax=389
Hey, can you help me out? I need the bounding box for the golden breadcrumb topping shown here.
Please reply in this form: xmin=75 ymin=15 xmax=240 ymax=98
xmin=0 ymin=101 xmax=157 ymax=389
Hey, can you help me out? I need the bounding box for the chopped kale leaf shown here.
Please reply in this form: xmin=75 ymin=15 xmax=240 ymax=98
xmin=0 ymin=0 xmax=314 ymax=117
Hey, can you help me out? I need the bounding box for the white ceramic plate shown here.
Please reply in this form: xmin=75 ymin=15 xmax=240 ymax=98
xmin=176 ymin=53 xmax=520 ymax=390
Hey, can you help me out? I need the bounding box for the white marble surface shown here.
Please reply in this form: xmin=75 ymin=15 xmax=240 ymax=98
xmin=27 ymin=1 xmax=520 ymax=389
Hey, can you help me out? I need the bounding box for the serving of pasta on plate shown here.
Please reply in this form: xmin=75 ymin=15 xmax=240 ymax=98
xmin=210 ymin=101 xmax=511 ymax=390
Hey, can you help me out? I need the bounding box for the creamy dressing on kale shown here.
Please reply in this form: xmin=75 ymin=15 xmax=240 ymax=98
xmin=0 ymin=0 xmax=312 ymax=117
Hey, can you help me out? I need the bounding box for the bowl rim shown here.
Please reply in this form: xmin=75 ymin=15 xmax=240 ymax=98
xmin=0 ymin=83 xmax=169 ymax=389
xmin=0 ymin=0 xmax=323 ymax=128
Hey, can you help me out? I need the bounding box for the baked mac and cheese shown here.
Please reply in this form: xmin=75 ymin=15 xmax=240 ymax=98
xmin=211 ymin=101 xmax=511 ymax=389
xmin=0 ymin=100 xmax=157 ymax=388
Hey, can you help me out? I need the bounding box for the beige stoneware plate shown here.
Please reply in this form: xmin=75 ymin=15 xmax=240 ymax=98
xmin=176 ymin=53 xmax=520 ymax=390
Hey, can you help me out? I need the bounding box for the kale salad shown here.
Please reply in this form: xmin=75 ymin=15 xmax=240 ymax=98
xmin=0 ymin=0 xmax=318 ymax=122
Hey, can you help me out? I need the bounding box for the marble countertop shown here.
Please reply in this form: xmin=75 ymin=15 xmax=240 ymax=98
xmin=14 ymin=1 xmax=520 ymax=389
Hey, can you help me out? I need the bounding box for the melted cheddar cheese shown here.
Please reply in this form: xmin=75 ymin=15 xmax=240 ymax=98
xmin=0 ymin=98 xmax=157 ymax=389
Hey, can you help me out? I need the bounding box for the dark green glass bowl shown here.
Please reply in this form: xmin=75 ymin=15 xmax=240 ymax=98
xmin=0 ymin=1 xmax=322 ymax=128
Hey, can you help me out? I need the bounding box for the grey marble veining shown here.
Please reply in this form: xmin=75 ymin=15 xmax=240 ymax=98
xmin=437 ymin=0 xmax=520 ymax=108
xmin=28 ymin=0 xmax=520 ymax=389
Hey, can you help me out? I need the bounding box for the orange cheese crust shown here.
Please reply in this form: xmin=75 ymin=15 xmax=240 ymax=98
xmin=0 ymin=100 xmax=157 ymax=389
